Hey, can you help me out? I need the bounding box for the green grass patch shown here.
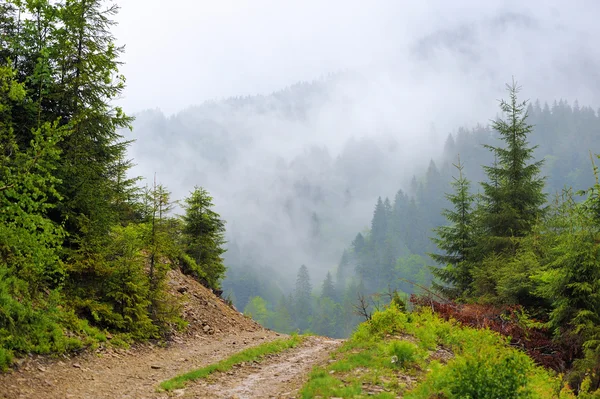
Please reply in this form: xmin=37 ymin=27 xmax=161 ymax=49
xmin=160 ymin=334 xmax=303 ymax=391
xmin=300 ymin=303 xmax=575 ymax=398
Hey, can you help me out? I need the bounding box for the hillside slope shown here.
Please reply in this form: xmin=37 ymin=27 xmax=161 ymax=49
xmin=0 ymin=268 xmax=279 ymax=399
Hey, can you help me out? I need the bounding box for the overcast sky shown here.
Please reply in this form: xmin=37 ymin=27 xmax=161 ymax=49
xmin=113 ymin=0 xmax=600 ymax=115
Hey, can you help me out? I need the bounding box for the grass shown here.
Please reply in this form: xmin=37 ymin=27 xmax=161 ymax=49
xmin=159 ymin=334 xmax=303 ymax=391
xmin=300 ymin=303 xmax=576 ymax=399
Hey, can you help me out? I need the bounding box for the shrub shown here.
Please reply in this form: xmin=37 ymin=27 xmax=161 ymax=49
xmin=366 ymin=302 xmax=407 ymax=337
xmin=387 ymin=340 xmax=418 ymax=368
xmin=408 ymin=344 xmax=534 ymax=399
xmin=0 ymin=348 xmax=13 ymax=372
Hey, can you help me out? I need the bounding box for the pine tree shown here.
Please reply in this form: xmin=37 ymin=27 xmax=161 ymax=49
xmin=533 ymin=185 xmax=600 ymax=385
xmin=370 ymin=197 xmax=389 ymax=247
xmin=478 ymin=80 xmax=546 ymax=254
xmin=294 ymin=265 xmax=312 ymax=331
xmin=13 ymin=0 xmax=135 ymax=248
xmin=430 ymin=156 xmax=476 ymax=299
xmin=181 ymin=187 xmax=227 ymax=289
xmin=321 ymin=271 xmax=337 ymax=301
xmin=335 ymin=250 xmax=350 ymax=292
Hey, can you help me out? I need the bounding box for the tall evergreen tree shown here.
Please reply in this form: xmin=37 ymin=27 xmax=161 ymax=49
xmin=181 ymin=187 xmax=227 ymax=290
xmin=478 ymin=80 xmax=546 ymax=254
xmin=370 ymin=197 xmax=389 ymax=247
xmin=321 ymin=271 xmax=337 ymax=301
xmin=430 ymin=156 xmax=476 ymax=299
xmin=52 ymin=0 xmax=133 ymax=248
xmin=335 ymin=250 xmax=350 ymax=292
xmin=294 ymin=265 xmax=312 ymax=331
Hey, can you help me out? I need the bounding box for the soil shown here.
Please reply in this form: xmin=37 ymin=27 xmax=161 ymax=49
xmin=186 ymin=336 xmax=342 ymax=399
xmin=0 ymin=268 xmax=342 ymax=399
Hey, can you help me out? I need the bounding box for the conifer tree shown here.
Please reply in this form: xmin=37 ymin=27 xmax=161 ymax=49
xmin=478 ymin=80 xmax=546 ymax=253
xmin=181 ymin=186 xmax=227 ymax=289
xmin=430 ymin=156 xmax=476 ymax=299
xmin=320 ymin=271 xmax=337 ymax=301
xmin=294 ymin=265 xmax=312 ymax=331
xmin=335 ymin=250 xmax=350 ymax=292
xmin=9 ymin=0 xmax=135 ymax=249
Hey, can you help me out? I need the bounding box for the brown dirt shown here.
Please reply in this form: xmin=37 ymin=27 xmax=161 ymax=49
xmin=0 ymin=269 xmax=342 ymax=399
xmin=183 ymin=336 xmax=342 ymax=399
xmin=165 ymin=269 xmax=260 ymax=338
xmin=0 ymin=329 xmax=280 ymax=399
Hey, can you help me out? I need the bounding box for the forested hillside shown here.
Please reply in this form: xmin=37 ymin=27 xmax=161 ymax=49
xmin=0 ymin=1 xmax=229 ymax=371
xmin=126 ymin=75 xmax=600 ymax=342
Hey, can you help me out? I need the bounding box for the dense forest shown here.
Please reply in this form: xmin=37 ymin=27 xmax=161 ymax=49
xmin=0 ymin=0 xmax=228 ymax=370
xmin=217 ymin=95 xmax=599 ymax=328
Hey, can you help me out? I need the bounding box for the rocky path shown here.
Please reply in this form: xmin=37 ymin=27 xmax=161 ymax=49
xmin=183 ymin=336 xmax=342 ymax=398
xmin=0 ymin=333 xmax=341 ymax=399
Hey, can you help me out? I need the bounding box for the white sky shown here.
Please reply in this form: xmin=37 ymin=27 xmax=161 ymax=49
xmin=113 ymin=0 xmax=600 ymax=114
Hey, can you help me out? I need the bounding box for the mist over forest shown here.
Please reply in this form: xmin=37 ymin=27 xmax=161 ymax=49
xmin=122 ymin=2 xmax=600 ymax=296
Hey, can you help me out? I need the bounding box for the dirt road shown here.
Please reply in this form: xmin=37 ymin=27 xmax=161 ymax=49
xmin=184 ymin=336 xmax=341 ymax=398
xmin=0 ymin=333 xmax=341 ymax=399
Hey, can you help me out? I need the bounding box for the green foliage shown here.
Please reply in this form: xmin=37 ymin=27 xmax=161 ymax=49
xmin=396 ymin=254 xmax=432 ymax=294
xmin=478 ymin=80 xmax=546 ymax=252
xmin=104 ymin=225 xmax=156 ymax=339
xmin=410 ymin=345 xmax=534 ymax=399
xmin=430 ymin=156 xmax=477 ymax=299
xmin=302 ymin=306 xmax=566 ymax=398
xmin=320 ymin=271 xmax=337 ymax=301
xmin=294 ymin=265 xmax=313 ymax=332
xmin=311 ymin=297 xmax=342 ymax=337
xmin=243 ymin=296 xmax=270 ymax=326
xmin=181 ymin=187 xmax=227 ymax=289
xmin=387 ymin=340 xmax=418 ymax=368
xmin=0 ymin=347 xmax=12 ymax=372
xmin=271 ymin=295 xmax=294 ymax=334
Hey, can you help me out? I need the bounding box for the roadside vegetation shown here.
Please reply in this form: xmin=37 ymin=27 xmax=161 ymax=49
xmin=300 ymin=303 xmax=596 ymax=398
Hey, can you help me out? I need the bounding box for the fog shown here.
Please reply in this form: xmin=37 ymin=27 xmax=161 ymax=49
xmin=115 ymin=0 xmax=600 ymax=286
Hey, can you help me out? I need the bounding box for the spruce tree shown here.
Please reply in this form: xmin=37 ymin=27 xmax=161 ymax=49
xmin=294 ymin=265 xmax=312 ymax=331
xmin=430 ymin=156 xmax=476 ymax=299
xmin=181 ymin=186 xmax=227 ymax=289
xmin=335 ymin=250 xmax=350 ymax=292
xmin=370 ymin=197 xmax=389 ymax=247
xmin=53 ymin=0 xmax=133 ymax=247
xmin=320 ymin=271 xmax=337 ymax=301
xmin=478 ymin=80 xmax=546 ymax=254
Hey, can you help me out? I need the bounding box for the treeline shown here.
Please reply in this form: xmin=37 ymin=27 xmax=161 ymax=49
xmin=0 ymin=1 xmax=226 ymax=370
xmin=241 ymin=265 xmax=365 ymax=338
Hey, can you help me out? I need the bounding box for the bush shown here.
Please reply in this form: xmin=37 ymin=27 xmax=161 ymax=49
xmin=0 ymin=348 xmax=13 ymax=372
xmin=387 ymin=340 xmax=418 ymax=368
xmin=408 ymin=342 xmax=535 ymax=399
xmin=366 ymin=302 xmax=408 ymax=337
